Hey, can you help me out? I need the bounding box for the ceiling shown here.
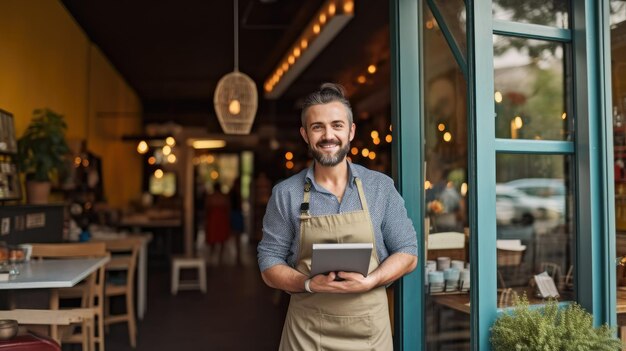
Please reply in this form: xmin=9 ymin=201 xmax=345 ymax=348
xmin=60 ymin=0 xmax=392 ymax=133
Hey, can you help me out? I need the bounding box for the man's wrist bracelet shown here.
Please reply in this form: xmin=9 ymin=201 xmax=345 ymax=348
xmin=304 ymin=278 xmax=314 ymax=293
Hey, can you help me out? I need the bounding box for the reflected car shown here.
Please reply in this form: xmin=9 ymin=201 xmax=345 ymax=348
xmin=505 ymin=178 xmax=566 ymax=203
xmin=496 ymin=184 xmax=563 ymax=225
xmin=505 ymin=178 xmax=566 ymax=217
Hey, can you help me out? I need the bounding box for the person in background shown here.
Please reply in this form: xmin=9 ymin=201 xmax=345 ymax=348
xmin=229 ymin=177 xmax=244 ymax=265
xmin=205 ymin=182 xmax=230 ymax=265
xmin=257 ymin=83 xmax=418 ymax=350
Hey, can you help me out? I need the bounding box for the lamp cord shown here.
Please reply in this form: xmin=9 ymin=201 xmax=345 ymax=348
xmin=234 ymin=0 xmax=239 ymax=72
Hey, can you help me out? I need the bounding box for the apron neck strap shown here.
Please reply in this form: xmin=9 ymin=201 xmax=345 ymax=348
xmin=354 ymin=177 xmax=369 ymax=213
xmin=300 ymin=177 xmax=370 ymax=213
xmin=300 ymin=180 xmax=312 ymax=217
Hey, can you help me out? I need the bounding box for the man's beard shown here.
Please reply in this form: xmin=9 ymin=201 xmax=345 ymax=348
xmin=309 ymin=139 xmax=350 ymax=167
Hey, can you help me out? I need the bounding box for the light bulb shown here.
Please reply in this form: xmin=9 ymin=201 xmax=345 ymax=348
xmin=137 ymin=140 xmax=148 ymax=154
xmin=229 ymin=99 xmax=241 ymax=115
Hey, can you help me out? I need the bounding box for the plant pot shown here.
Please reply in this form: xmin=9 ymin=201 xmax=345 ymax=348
xmin=26 ymin=181 xmax=51 ymax=204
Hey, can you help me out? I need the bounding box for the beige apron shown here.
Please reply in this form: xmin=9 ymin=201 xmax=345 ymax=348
xmin=278 ymin=178 xmax=393 ymax=351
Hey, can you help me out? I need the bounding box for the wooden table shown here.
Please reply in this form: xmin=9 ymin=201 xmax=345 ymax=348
xmin=431 ymin=293 xmax=471 ymax=314
xmin=118 ymin=216 xmax=183 ymax=258
xmin=430 ymin=287 xmax=569 ymax=314
xmin=0 ymin=257 xmax=110 ymax=290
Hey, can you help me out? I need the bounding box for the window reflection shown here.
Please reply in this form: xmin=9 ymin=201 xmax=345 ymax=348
xmin=496 ymin=154 xmax=574 ymax=305
xmin=493 ymin=36 xmax=572 ymax=141
xmin=430 ymin=0 xmax=467 ymax=60
xmin=492 ymin=0 xmax=570 ymax=29
xmin=423 ymin=1 xmax=470 ymax=350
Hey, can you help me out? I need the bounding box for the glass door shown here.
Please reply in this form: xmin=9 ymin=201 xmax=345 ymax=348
xmin=393 ymin=1 xmax=615 ymax=350
xmin=422 ymin=1 xmax=471 ymax=350
xmin=611 ymin=0 xmax=626 ymax=346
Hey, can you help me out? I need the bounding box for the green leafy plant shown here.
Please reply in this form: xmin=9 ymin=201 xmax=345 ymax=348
xmin=491 ymin=295 xmax=622 ymax=351
xmin=17 ymin=109 xmax=70 ymax=182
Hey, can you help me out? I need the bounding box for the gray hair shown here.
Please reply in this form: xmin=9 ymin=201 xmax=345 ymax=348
xmin=300 ymin=83 xmax=353 ymax=127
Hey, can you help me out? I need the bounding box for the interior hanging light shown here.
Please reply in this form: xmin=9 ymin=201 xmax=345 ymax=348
xmin=213 ymin=0 xmax=258 ymax=135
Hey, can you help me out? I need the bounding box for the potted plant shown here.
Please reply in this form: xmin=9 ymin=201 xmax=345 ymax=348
xmin=17 ymin=108 xmax=70 ymax=204
xmin=491 ymin=295 xmax=622 ymax=351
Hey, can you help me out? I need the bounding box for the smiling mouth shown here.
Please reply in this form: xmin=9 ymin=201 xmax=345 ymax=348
xmin=318 ymin=140 xmax=340 ymax=147
xmin=318 ymin=143 xmax=339 ymax=151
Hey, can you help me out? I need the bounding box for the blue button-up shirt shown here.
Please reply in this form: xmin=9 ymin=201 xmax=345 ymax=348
xmin=257 ymin=162 xmax=418 ymax=272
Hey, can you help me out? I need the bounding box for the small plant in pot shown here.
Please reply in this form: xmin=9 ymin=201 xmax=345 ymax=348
xmin=17 ymin=109 xmax=70 ymax=204
xmin=491 ymin=295 xmax=622 ymax=351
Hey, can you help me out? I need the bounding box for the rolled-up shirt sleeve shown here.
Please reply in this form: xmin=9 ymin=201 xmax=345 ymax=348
xmin=257 ymin=186 xmax=295 ymax=272
xmin=381 ymin=181 xmax=418 ymax=257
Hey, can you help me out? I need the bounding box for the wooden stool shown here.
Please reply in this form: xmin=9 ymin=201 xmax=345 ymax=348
xmin=171 ymin=257 xmax=207 ymax=295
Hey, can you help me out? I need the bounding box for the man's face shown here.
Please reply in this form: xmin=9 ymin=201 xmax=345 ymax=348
xmin=300 ymin=101 xmax=355 ymax=167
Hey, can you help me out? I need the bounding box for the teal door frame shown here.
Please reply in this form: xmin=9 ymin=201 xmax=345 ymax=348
xmin=390 ymin=0 xmax=617 ymax=350
xmin=578 ymin=0 xmax=617 ymax=326
xmin=390 ymin=0 xmax=424 ymax=349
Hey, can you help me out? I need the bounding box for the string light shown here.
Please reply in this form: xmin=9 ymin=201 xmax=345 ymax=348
xmin=137 ymin=141 xmax=149 ymax=154
xmin=495 ymin=91 xmax=503 ymax=103
xmin=514 ymin=116 xmax=523 ymax=129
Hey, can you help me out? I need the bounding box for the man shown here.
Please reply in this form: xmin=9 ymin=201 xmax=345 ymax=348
xmin=257 ymin=83 xmax=418 ymax=350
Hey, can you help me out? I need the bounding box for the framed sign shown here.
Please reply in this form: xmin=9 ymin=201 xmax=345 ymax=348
xmin=0 ymin=109 xmax=17 ymax=154
xmin=0 ymin=109 xmax=22 ymax=201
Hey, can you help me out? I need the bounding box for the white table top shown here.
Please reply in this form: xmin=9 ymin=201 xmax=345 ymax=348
xmin=0 ymin=257 xmax=110 ymax=290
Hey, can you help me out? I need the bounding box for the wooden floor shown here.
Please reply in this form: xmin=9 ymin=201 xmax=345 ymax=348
xmin=80 ymin=238 xmax=289 ymax=351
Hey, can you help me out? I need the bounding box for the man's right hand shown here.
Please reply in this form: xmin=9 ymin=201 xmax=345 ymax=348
xmin=309 ymin=271 xmax=376 ymax=294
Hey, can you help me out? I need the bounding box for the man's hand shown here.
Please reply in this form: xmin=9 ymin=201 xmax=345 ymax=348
xmin=261 ymin=253 xmax=417 ymax=294
xmin=309 ymin=271 xmax=378 ymax=294
xmin=310 ymin=252 xmax=417 ymax=293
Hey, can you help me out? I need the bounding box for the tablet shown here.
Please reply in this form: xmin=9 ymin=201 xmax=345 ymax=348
xmin=310 ymin=243 xmax=373 ymax=277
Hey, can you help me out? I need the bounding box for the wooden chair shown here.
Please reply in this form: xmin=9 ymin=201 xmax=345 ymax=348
xmin=498 ymin=288 xmax=519 ymax=308
xmin=426 ymin=232 xmax=467 ymax=262
xmin=496 ymin=240 xmax=527 ymax=289
xmin=30 ymin=242 xmax=108 ymax=351
xmin=103 ymin=237 xmax=142 ymax=348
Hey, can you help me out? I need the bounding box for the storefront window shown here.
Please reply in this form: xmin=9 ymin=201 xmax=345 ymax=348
xmin=496 ymin=153 xmax=575 ymax=305
xmin=423 ymin=1 xmax=470 ymax=349
xmin=429 ymin=0 xmax=467 ymax=60
xmin=611 ymin=0 xmax=626 ymax=342
xmin=492 ymin=1 xmax=570 ymax=29
xmin=493 ymin=35 xmax=573 ymax=141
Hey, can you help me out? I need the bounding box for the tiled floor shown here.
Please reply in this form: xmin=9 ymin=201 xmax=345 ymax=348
xmin=95 ymin=237 xmax=289 ymax=351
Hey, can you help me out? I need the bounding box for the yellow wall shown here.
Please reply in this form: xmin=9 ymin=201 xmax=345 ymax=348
xmin=0 ymin=0 xmax=143 ymax=208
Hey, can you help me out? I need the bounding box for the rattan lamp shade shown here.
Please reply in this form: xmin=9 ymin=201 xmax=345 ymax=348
xmin=213 ymin=71 xmax=258 ymax=135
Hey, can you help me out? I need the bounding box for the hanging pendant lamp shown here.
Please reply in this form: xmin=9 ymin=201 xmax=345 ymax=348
xmin=214 ymin=0 xmax=258 ymax=135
